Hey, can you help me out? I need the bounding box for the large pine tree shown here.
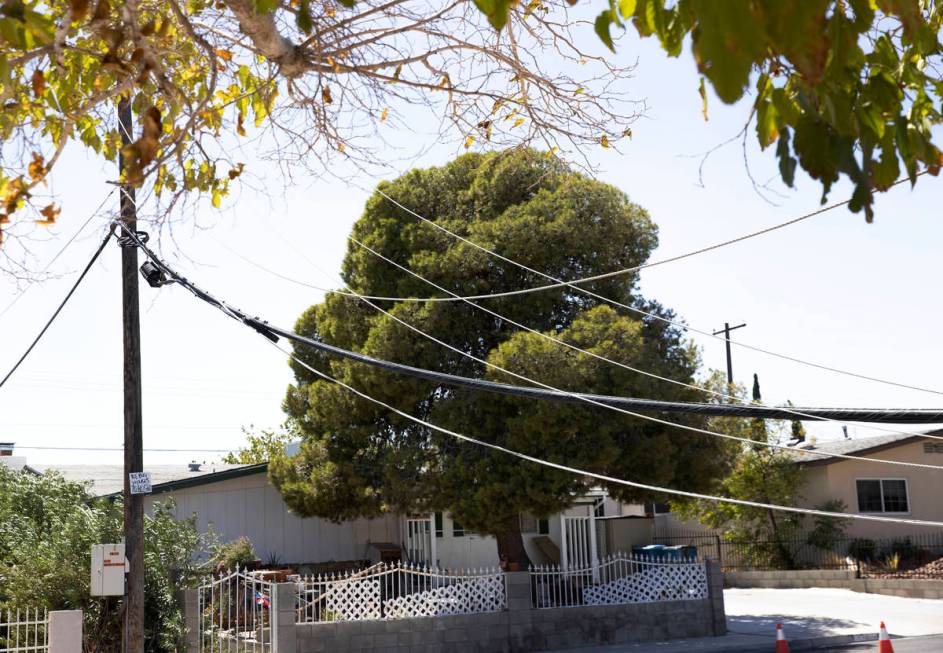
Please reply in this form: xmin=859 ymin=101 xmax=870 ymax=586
xmin=270 ymin=149 xmax=737 ymax=565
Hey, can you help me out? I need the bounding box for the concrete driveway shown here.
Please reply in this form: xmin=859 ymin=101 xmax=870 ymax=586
xmin=550 ymin=588 xmax=943 ymax=653
xmin=725 ymin=588 xmax=943 ymax=639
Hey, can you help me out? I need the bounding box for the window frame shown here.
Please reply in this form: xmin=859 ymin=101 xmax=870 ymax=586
xmin=855 ymin=477 xmax=911 ymax=515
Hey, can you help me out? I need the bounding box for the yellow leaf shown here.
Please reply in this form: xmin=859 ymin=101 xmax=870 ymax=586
xmin=236 ymin=111 xmax=246 ymax=136
xmin=28 ymin=152 xmax=46 ymax=182
xmin=573 ymin=87 xmax=585 ymax=96
xmin=380 ymin=107 xmax=389 ymax=122
xmin=600 ymin=135 xmax=610 ymax=148
xmin=511 ymin=117 xmax=525 ymax=129
xmin=544 ymin=147 xmax=558 ymax=159
xmin=36 ymin=203 xmax=60 ymax=226
xmin=623 ymin=128 xmax=633 ymax=139
xmin=322 ymin=86 xmax=333 ymax=104
xmin=211 ymin=189 xmax=221 ymax=208
xmin=337 ymin=142 xmax=345 ymax=153
xmin=464 ymin=135 xmax=474 ymax=149
xmin=389 ymin=64 xmax=402 ymax=83
xmin=215 ymin=49 xmax=234 ymax=61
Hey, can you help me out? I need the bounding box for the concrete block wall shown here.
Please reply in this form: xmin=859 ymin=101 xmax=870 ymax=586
xmin=293 ymin=563 xmax=725 ymax=652
xmin=724 ymin=570 xmax=943 ymax=599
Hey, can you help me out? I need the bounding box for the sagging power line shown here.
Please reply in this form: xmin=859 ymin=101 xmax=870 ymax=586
xmin=116 ymin=225 xmax=943 ymax=475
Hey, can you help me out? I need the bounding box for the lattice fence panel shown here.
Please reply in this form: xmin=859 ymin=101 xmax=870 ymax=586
xmin=583 ymin=563 xmax=707 ymax=605
xmin=325 ymin=580 xmax=381 ymax=621
xmin=384 ymin=575 xmax=506 ymax=618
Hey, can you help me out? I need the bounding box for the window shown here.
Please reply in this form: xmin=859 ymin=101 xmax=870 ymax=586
xmin=520 ymin=514 xmax=551 ymax=535
xmin=519 ymin=514 xmax=537 ymax=533
xmin=434 ymin=512 xmax=443 ymax=538
xmin=856 ymin=479 xmax=909 ymax=514
xmin=452 ymin=519 xmax=465 ymax=537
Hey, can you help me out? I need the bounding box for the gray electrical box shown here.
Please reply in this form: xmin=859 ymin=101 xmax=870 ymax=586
xmin=90 ymin=543 xmax=126 ymax=596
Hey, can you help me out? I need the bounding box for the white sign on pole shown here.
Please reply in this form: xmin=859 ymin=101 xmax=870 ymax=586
xmin=129 ymin=471 xmax=152 ymax=495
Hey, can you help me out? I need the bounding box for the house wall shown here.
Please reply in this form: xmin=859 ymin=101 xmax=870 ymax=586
xmin=797 ymin=440 xmax=943 ymax=538
xmin=144 ymin=471 xmax=400 ymax=565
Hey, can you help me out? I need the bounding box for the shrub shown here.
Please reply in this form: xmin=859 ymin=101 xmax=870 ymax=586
xmin=0 ymin=466 xmax=212 ymax=652
xmin=211 ymin=536 xmax=257 ymax=571
xmin=847 ymin=538 xmax=877 ymax=562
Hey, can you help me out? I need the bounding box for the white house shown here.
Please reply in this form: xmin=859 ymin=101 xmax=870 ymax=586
xmin=52 ymin=456 xmax=655 ymax=571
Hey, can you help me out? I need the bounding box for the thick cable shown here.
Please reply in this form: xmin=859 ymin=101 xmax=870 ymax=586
xmin=372 ymin=173 xmax=943 ymax=397
xmin=117 ymin=223 xmax=943 ymax=470
xmin=345 ymin=236 xmax=943 ymax=440
xmin=222 ymin=236 xmax=943 ymax=437
xmin=0 ymin=226 xmax=115 ymax=390
xmin=272 ymin=340 xmax=943 ymax=529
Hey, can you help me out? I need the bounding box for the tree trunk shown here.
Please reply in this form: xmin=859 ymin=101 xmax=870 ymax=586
xmin=495 ymin=515 xmax=531 ymax=570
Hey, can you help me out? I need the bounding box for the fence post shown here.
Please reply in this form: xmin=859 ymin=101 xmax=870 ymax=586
xmin=705 ymin=560 xmax=726 ymax=636
xmin=273 ymin=582 xmax=297 ymax=653
xmin=48 ymin=610 xmax=82 ymax=653
xmin=506 ymin=570 xmax=532 ymax=612
xmin=182 ymin=588 xmax=200 ymax=653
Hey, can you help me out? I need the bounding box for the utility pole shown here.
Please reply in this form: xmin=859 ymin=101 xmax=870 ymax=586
xmin=118 ymin=97 xmax=145 ymax=653
xmin=712 ymin=321 xmax=746 ymax=385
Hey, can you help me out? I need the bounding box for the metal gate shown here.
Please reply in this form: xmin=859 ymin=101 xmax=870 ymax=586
xmin=404 ymin=515 xmax=435 ymax=566
xmin=562 ymin=516 xmax=599 ymax=578
xmin=198 ymin=569 xmax=275 ymax=652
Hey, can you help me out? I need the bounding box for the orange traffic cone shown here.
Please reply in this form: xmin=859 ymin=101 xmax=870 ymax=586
xmin=775 ymin=623 xmax=790 ymax=653
xmin=878 ymin=621 xmax=894 ymax=653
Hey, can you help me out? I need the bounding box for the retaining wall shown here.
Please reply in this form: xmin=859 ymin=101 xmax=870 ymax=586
xmin=724 ymin=570 xmax=943 ymax=599
xmin=292 ymin=563 xmax=725 ymax=653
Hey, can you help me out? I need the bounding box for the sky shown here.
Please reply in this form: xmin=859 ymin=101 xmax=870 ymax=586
xmin=1 ymin=15 xmax=941 ymax=468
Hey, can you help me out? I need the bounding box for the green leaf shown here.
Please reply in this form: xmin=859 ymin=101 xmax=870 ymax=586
xmin=689 ymin=0 xmax=766 ymax=104
xmin=252 ymin=0 xmax=279 ymax=13
xmin=776 ymin=128 xmax=797 ymax=187
xmin=756 ymin=100 xmax=779 ymax=148
xmin=296 ymin=1 xmax=313 ymax=34
xmin=595 ymin=10 xmax=616 ymax=52
xmin=618 ymin=0 xmax=637 ymax=19
xmin=474 ymin=0 xmax=513 ymax=31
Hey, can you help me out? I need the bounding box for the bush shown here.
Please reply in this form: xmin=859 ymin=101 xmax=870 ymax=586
xmin=806 ymin=500 xmax=850 ymax=551
xmin=847 ymin=538 xmax=877 ymax=562
xmin=211 ymin=536 xmax=257 ymax=571
xmin=0 ymin=466 xmax=213 ymax=652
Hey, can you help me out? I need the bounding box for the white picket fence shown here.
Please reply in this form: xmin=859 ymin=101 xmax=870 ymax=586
xmin=295 ymin=562 xmax=507 ymax=623
xmin=531 ymin=552 xmax=708 ymax=608
xmin=0 ymin=609 xmax=48 ymax=653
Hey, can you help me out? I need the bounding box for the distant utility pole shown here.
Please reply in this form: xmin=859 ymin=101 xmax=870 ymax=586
xmin=118 ymin=98 xmax=145 ymax=653
xmin=712 ymin=321 xmax=746 ymax=385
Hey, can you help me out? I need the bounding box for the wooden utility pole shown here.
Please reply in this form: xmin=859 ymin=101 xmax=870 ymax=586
xmin=118 ymin=97 xmax=145 ymax=653
xmin=712 ymin=321 xmax=746 ymax=386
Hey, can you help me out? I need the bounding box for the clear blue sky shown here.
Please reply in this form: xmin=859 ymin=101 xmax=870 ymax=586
xmin=1 ymin=21 xmax=940 ymax=466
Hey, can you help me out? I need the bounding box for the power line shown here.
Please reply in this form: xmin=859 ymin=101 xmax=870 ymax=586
xmin=372 ymin=173 xmax=943 ymax=397
xmin=0 ymin=227 xmax=115 ymax=390
xmin=221 ymin=230 xmax=943 ymax=436
xmin=223 ymin=208 xmax=943 ymax=444
xmin=272 ymin=340 xmax=943 ymax=529
xmin=117 ymin=225 xmax=943 ymax=472
xmin=14 ymin=445 xmax=232 ymax=452
xmin=0 ymin=190 xmax=116 ymax=321
xmin=344 ymin=236 xmax=943 ymax=441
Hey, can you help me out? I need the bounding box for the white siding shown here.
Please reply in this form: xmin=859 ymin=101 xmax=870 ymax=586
xmin=145 ymin=470 xmax=399 ymax=565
